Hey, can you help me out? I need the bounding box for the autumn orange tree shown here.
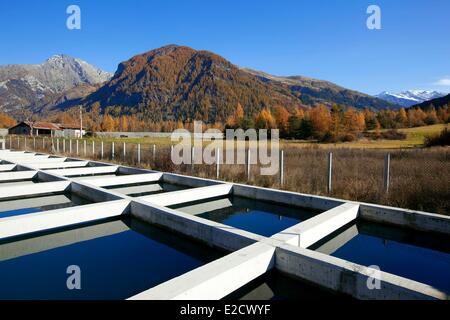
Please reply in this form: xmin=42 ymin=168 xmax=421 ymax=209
xmin=254 ymin=109 xmax=276 ymax=130
xmin=101 ymin=114 xmax=116 ymax=132
xmin=0 ymin=113 xmax=16 ymax=128
xmin=272 ymin=105 xmax=290 ymax=137
xmin=309 ymin=105 xmax=331 ymax=138
xmin=226 ymin=103 xmax=245 ymax=128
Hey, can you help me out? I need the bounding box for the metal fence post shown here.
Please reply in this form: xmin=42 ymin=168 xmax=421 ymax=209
xmin=327 ymin=152 xmax=333 ymax=194
xmin=24 ymin=137 xmax=27 ymax=151
xmin=17 ymin=136 xmax=19 ymax=149
xmin=63 ymin=139 xmax=66 ymax=153
xmin=191 ymin=145 xmax=195 ymax=171
xmin=101 ymin=141 xmax=104 ymax=159
xmin=9 ymin=136 xmax=12 ymax=149
xmin=112 ymin=142 xmax=115 ymax=159
xmin=384 ymin=153 xmax=391 ymax=193
xmin=137 ymin=144 xmax=141 ymax=164
xmin=123 ymin=142 xmax=126 ymax=159
xmin=247 ymin=148 xmax=251 ymax=181
xmin=92 ymin=141 xmax=95 ymax=157
xmin=84 ymin=140 xmax=87 ymax=156
xmin=153 ymin=144 xmax=156 ymax=162
xmin=69 ymin=139 xmax=72 ymax=154
xmin=216 ymin=147 xmax=220 ymax=179
xmin=56 ymin=138 xmax=59 ymax=153
xmin=76 ymin=140 xmax=79 ymax=155
xmin=280 ymin=150 xmax=284 ymax=187
xmin=33 ymin=137 xmax=36 ymax=150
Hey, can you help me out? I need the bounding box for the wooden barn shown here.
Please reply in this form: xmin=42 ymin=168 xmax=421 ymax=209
xmin=8 ymin=121 xmax=62 ymax=136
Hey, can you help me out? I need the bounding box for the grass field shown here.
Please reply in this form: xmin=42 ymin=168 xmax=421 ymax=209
xmin=81 ymin=124 xmax=448 ymax=149
xmin=281 ymin=124 xmax=448 ymax=149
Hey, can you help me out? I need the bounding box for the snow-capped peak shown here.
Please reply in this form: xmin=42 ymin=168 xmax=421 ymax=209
xmin=376 ymin=90 xmax=447 ymax=107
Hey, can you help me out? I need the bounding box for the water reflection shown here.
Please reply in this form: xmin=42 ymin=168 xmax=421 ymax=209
xmin=225 ymin=271 xmax=347 ymax=300
xmin=172 ymin=196 xmax=320 ymax=237
xmin=310 ymin=221 xmax=450 ymax=294
xmin=0 ymin=193 xmax=92 ymax=218
xmin=108 ymin=182 xmax=189 ymax=197
xmin=0 ymin=217 xmax=222 ymax=299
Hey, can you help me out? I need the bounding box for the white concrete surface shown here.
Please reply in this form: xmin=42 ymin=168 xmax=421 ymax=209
xmin=129 ymin=242 xmax=276 ymax=300
xmin=0 ymin=199 xmax=130 ymax=240
xmin=272 ymin=203 xmax=359 ymax=248
xmin=275 ymin=243 xmax=447 ymax=300
xmin=32 ymin=161 xmax=89 ymax=169
xmin=79 ymin=172 xmax=162 ymax=188
xmin=139 ymin=183 xmax=233 ymax=207
xmin=0 ymin=164 xmax=16 ymax=172
xmin=174 ymin=198 xmax=233 ymax=215
xmin=0 ymin=170 xmax=37 ymax=182
xmin=6 ymin=157 xmax=65 ymax=164
xmin=110 ymin=183 xmax=163 ymax=196
xmin=46 ymin=165 xmax=119 ymax=177
xmin=0 ymin=181 xmax=70 ymax=199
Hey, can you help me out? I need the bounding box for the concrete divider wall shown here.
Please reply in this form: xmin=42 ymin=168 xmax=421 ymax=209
xmin=79 ymin=172 xmax=162 ymax=188
xmin=0 ymin=200 xmax=131 ymax=240
xmin=272 ymin=203 xmax=360 ymax=248
xmin=70 ymin=181 xmax=125 ymax=202
xmin=129 ymin=242 xmax=276 ymax=300
xmin=37 ymin=171 xmax=67 ymax=182
xmin=140 ymin=184 xmax=233 ymax=207
xmin=162 ymin=172 xmax=226 ymax=188
xmin=46 ymin=165 xmax=119 ymax=177
xmin=359 ymin=203 xmax=450 ymax=235
xmin=0 ymin=170 xmax=37 ymax=182
xmin=0 ymin=180 xmax=71 ymax=199
xmin=232 ymin=183 xmax=344 ymax=211
xmin=275 ymin=244 xmax=447 ymax=300
xmin=131 ymin=199 xmax=261 ymax=252
xmin=0 ymin=164 xmax=16 ymax=172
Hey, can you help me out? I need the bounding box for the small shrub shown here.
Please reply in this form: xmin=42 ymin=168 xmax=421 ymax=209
xmin=341 ymin=133 xmax=357 ymax=142
xmin=425 ymin=127 xmax=450 ymax=147
xmin=365 ymin=129 xmax=406 ymax=141
xmin=380 ymin=130 xmax=407 ymax=140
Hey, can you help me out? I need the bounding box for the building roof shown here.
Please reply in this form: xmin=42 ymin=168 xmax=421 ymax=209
xmin=9 ymin=121 xmax=85 ymax=131
xmin=24 ymin=121 xmax=61 ymax=130
xmin=59 ymin=123 xmax=82 ymax=130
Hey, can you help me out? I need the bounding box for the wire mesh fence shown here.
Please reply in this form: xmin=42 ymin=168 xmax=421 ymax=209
xmin=4 ymin=135 xmax=449 ymax=214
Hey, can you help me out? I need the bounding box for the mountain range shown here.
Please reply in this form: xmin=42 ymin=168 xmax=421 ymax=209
xmin=0 ymin=54 xmax=112 ymax=115
xmin=376 ymin=90 xmax=447 ymax=107
xmin=0 ymin=45 xmax=411 ymax=122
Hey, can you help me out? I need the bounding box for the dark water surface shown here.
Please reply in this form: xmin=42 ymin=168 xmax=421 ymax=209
xmin=0 ymin=192 xmax=92 ymax=218
xmin=310 ymin=220 xmax=450 ymax=293
xmin=224 ymin=271 xmax=349 ymax=300
xmin=107 ymin=182 xmax=190 ymax=197
xmin=0 ymin=217 xmax=223 ymax=299
xmin=172 ymin=196 xmax=320 ymax=237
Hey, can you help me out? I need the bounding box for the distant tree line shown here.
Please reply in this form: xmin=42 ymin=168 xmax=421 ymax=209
xmin=225 ymin=103 xmax=450 ymax=142
xmin=1 ymin=102 xmax=449 ymax=142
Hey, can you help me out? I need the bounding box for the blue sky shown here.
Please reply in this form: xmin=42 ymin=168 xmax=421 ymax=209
xmin=0 ymin=0 xmax=449 ymax=95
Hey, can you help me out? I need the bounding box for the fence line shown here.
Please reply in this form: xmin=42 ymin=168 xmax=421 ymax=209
xmin=3 ymin=135 xmax=401 ymax=196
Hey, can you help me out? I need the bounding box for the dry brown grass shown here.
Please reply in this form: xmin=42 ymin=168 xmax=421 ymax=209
xmin=12 ymin=136 xmax=450 ymax=215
